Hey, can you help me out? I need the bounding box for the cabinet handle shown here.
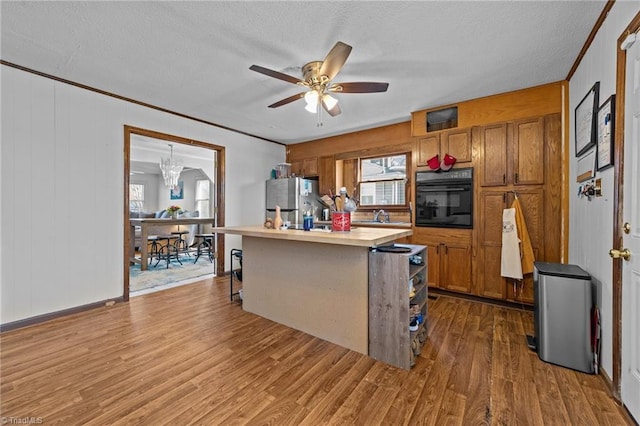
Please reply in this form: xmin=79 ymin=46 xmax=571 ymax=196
xmin=514 ymin=173 xmax=519 ymax=184
xmin=444 ymin=244 xmax=448 ymax=254
xmin=503 ymin=174 xmax=506 ymax=184
xmin=436 ymin=244 xmax=440 ymax=254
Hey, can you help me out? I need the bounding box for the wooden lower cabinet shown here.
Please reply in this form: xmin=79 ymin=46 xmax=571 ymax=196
xmin=506 ymin=274 xmax=535 ymax=304
xmin=412 ymin=228 xmax=472 ymax=293
xmin=475 ymin=188 xmax=544 ymax=304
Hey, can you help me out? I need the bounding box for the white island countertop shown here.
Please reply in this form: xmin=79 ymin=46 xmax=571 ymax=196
xmin=213 ymin=225 xmax=412 ymax=247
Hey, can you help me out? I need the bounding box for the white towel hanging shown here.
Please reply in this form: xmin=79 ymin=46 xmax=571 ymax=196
xmin=501 ymin=207 xmax=523 ymax=280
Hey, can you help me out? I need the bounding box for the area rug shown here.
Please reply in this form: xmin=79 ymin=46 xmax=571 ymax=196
xmin=129 ymin=255 xmax=215 ymax=295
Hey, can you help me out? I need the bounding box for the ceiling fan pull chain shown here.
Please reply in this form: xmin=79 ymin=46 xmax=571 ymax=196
xmin=317 ymin=104 xmax=323 ymax=127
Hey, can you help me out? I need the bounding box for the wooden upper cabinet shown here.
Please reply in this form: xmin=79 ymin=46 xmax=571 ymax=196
xmin=513 ymin=117 xmax=544 ymax=185
xmin=417 ymin=128 xmax=471 ymax=167
xmin=417 ymin=135 xmax=440 ymax=166
xmin=290 ymin=160 xmax=302 ymax=177
xmin=302 ymin=157 xmax=318 ymax=176
xmin=479 ymin=117 xmax=545 ymax=187
xmin=318 ymin=155 xmax=335 ymax=196
xmin=290 ymin=157 xmax=319 ymax=177
xmin=442 ymin=128 xmax=472 ymax=163
xmin=479 ymin=123 xmax=509 ymax=187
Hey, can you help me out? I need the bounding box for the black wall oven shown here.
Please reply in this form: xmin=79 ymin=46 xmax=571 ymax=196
xmin=415 ymin=167 xmax=473 ymax=229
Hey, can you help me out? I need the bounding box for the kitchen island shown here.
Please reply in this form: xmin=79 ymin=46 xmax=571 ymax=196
xmin=214 ymin=225 xmax=412 ymax=354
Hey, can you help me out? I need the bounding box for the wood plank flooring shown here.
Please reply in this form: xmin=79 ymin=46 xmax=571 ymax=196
xmin=0 ymin=277 xmax=633 ymax=425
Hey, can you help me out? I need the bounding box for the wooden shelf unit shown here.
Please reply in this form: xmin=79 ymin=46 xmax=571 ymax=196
xmin=369 ymin=244 xmax=428 ymax=369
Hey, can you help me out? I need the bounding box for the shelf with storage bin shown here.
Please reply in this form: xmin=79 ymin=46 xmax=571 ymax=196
xmin=368 ymin=244 xmax=428 ymax=369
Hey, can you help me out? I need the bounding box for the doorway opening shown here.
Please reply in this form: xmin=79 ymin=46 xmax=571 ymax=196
xmin=123 ymin=126 xmax=225 ymax=300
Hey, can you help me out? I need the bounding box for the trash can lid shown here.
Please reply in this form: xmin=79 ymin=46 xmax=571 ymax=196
xmin=534 ymin=261 xmax=591 ymax=279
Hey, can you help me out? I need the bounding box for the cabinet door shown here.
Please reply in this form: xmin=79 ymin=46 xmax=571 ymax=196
xmin=302 ymin=157 xmax=318 ymax=176
xmin=318 ymin=155 xmax=335 ymax=196
xmin=341 ymin=159 xmax=358 ymax=195
xmin=417 ymin=135 xmax=440 ymax=166
xmin=441 ymin=242 xmax=472 ymax=293
xmin=477 ymin=191 xmax=507 ymax=299
xmin=443 ymin=128 xmax=472 ymax=163
xmin=426 ymin=243 xmax=441 ymax=288
xmin=479 ymin=123 xmax=509 ymax=187
xmin=290 ymin=160 xmax=303 ymax=177
xmin=507 ymin=269 xmax=535 ymax=304
xmin=514 ymin=189 xmax=544 ymax=261
xmin=513 ymin=117 xmax=544 ymax=185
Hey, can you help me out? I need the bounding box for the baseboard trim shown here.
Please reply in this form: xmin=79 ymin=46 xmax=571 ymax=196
xmin=0 ymin=297 xmax=125 ymax=333
xmin=599 ymin=367 xmax=615 ymax=398
xmin=428 ymin=288 xmax=534 ymax=311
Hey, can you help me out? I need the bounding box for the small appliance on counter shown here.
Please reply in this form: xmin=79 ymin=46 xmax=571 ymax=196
xmin=265 ymin=177 xmax=321 ymax=225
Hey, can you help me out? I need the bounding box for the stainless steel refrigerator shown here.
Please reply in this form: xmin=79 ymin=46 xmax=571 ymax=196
xmin=266 ymin=177 xmax=320 ymax=224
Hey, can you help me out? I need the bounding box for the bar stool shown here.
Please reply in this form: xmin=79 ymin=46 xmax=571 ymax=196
xmin=230 ymin=248 xmax=243 ymax=301
xmin=155 ymin=235 xmax=182 ymax=269
xmin=193 ymin=233 xmax=215 ymax=264
xmin=147 ymin=235 xmax=162 ymax=266
xmin=171 ymin=230 xmax=190 ymax=258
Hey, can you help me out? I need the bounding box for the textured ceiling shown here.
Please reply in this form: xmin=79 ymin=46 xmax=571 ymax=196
xmin=1 ymin=1 xmax=605 ymax=145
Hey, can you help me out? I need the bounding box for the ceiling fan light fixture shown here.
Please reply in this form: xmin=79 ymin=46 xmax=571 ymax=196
xmin=322 ymin=93 xmax=338 ymax=110
xmin=249 ymin=42 xmax=388 ymax=120
xmin=304 ymin=90 xmax=319 ymax=106
xmin=305 ymin=102 xmax=318 ymax=113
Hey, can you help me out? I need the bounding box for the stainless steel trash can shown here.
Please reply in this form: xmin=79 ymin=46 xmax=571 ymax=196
xmin=531 ymin=261 xmax=593 ymax=374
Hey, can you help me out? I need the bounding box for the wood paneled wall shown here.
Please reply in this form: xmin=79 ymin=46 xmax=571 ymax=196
xmin=287 ymin=122 xmax=413 ymax=161
xmin=412 ymin=82 xmax=564 ymax=136
xmin=288 ymin=82 xmax=564 ymax=161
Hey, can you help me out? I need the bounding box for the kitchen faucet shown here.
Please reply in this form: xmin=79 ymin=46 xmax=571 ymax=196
xmin=373 ymin=209 xmax=390 ymax=223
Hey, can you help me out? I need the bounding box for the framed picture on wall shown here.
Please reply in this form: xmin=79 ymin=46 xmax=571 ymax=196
xmin=575 ymin=81 xmax=600 ymax=158
xmin=597 ymin=95 xmax=615 ymax=171
xmin=170 ymin=181 xmax=184 ymax=200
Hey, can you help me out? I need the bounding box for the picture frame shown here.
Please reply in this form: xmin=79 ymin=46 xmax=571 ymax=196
xmin=170 ymin=181 xmax=184 ymax=200
xmin=597 ymin=95 xmax=615 ymax=171
xmin=575 ymin=81 xmax=600 ymax=158
xmin=576 ymin=148 xmax=596 ymax=182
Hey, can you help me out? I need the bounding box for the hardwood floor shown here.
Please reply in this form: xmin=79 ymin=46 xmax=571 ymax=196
xmin=0 ymin=277 xmax=633 ymax=425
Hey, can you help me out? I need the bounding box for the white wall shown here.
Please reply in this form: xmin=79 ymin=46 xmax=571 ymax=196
xmin=129 ymin=171 xmax=161 ymax=213
xmin=569 ymin=1 xmax=640 ymax=380
xmin=0 ymin=65 xmax=284 ymax=325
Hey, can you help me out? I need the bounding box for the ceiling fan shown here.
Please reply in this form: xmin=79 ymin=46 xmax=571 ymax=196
xmin=250 ymin=41 xmax=389 ymax=118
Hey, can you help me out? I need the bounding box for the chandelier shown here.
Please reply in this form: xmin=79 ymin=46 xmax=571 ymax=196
xmin=159 ymin=143 xmax=183 ymax=189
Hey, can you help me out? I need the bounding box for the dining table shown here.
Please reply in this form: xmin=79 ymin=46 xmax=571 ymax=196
xmin=130 ymin=217 xmax=217 ymax=270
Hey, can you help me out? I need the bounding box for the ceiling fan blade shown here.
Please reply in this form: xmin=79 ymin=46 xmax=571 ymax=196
xmin=250 ymin=65 xmax=303 ymax=85
xmin=268 ymin=92 xmax=306 ymax=108
xmin=329 ymin=82 xmax=389 ymax=93
xmin=322 ymin=98 xmax=341 ymax=117
xmin=319 ymin=41 xmax=352 ymax=81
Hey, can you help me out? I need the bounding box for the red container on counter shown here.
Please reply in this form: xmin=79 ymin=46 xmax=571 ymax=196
xmin=332 ymin=212 xmax=351 ymax=232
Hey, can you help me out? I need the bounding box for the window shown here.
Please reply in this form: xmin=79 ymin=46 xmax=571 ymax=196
xmin=359 ymin=154 xmax=407 ymax=206
xmin=129 ymin=184 xmax=145 ymax=212
xmin=195 ymin=179 xmax=210 ymax=217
